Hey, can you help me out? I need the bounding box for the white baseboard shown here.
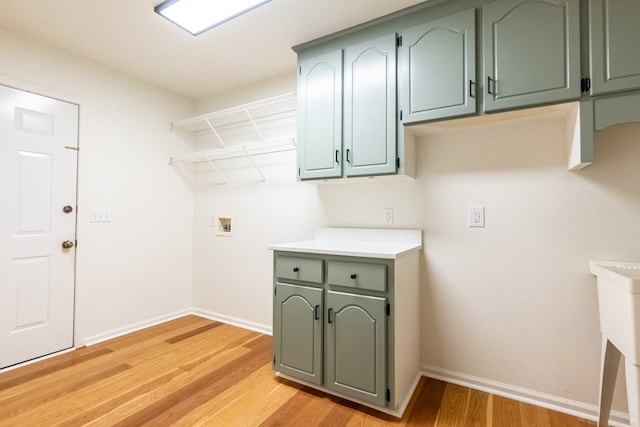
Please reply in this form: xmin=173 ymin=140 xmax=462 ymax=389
xmin=82 ymin=309 xmax=192 ymax=346
xmin=191 ymin=308 xmax=272 ymax=336
xmin=422 ymin=364 xmax=630 ymax=427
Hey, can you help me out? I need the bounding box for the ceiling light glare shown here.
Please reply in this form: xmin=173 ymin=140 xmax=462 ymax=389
xmin=155 ymin=0 xmax=272 ymax=36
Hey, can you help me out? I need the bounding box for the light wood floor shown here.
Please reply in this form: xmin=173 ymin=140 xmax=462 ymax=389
xmin=0 ymin=315 xmax=596 ymax=426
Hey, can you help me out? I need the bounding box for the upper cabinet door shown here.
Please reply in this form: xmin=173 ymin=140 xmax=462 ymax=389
xmin=589 ymin=0 xmax=640 ymax=96
xmin=298 ymin=50 xmax=343 ymax=180
xmin=400 ymin=8 xmax=477 ymax=124
xmin=482 ymin=0 xmax=581 ymax=112
xmin=343 ymin=34 xmax=397 ymax=177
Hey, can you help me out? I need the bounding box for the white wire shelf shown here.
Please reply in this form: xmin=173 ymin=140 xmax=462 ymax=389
xmin=169 ymin=92 xmax=297 ymax=184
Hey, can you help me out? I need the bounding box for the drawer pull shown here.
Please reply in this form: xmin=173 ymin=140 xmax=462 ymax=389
xmin=328 ymin=308 xmax=333 ymax=324
xmin=350 ymin=273 xmax=357 ymax=279
xmin=314 ymin=305 xmax=320 ymax=320
xmin=293 ymin=267 xmax=299 ymax=272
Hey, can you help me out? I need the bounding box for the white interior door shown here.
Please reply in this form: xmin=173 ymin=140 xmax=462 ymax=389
xmin=0 ymin=84 xmax=79 ymax=369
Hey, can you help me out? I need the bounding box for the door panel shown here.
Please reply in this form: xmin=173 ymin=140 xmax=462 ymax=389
xmin=297 ymin=50 xmax=343 ymax=180
xmin=343 ymin=34 xmax=397 ymax=177
xmin=326 ymin=290 xmax=386 ymax=406
xmin=0 ymin=84 xmax=78 ymax=369
xmin=401 ymin=8 xmax=476 ymax=123
xmin=590 ymin=0 xmax=640 ymax=95
xmin=273 ymin=283 xmax=323 ymax=385
xmin=483 ymin=0 xmax=581 ymax=111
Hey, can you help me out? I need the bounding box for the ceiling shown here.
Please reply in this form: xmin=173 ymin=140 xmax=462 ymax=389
xmin=0 ymin=0 xmax=427 ymax=100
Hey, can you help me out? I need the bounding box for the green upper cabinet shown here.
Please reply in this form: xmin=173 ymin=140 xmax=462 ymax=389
xmin=400 ymin=8 xmax=477 ymax=124
xmin=273 ymin=283 xmax=324 ymax=386
xmin=343 ymin=34 xmax=397 ymax=177
xmin=589 ymin=0 xmax=640 ymax=96
xmin=482 ymin=0 xmax=581 ymax=112
xmin=297 ymin=50 xmax=343 ymax=180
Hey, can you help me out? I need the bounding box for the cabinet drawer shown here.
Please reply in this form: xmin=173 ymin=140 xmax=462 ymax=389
xmin=275 ymin=255 xmax=324 ymax=284
xmin=327 ymin=260 xmax=387 ymax=292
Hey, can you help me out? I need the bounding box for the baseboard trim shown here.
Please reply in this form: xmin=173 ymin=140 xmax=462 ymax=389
xmin=191 ymin=308 xmax=272 ymax=336
xmin=82 ymin=309 xmax=192 ymax=346
xmin=422 ymin=364 xmax=630 ymax=427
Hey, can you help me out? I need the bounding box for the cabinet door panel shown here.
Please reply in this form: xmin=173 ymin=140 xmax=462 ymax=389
xmin=326 ymin=290 xmax=386 ymax=406
xmin=274 ymin=283 xmax=323 ymax=385
xmin=298 ymin=50 xmax=343 ymax=180
xmin=590 ymin=0 xmax=640 ymax=95
xmin=483 ymin=0 xmax=580 ymax=112
xmin=344 ymin=34 xmax=397 ymax=177
xmin=401 ymin=8 xmax=476 ymax=123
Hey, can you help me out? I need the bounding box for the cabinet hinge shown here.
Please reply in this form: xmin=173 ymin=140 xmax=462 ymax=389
xmin=581 ymin=77 xmax=591 ymax=93
xmin=386 ymin=303 xmax=391 ymax=316
xmin=273 ymin=355 xmax=276 ymax=365
xmin=396 ymin=35 xmax=402 ymax=48
xmin=386 ymin=388 xmax=391 ymax=401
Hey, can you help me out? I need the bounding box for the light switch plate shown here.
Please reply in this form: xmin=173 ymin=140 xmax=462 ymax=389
xmin=90 ymin=208 xmax=111 ymax=223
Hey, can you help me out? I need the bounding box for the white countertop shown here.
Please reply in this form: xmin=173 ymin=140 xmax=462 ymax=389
xmin=268 ymin=228 xmax=422 ymax=259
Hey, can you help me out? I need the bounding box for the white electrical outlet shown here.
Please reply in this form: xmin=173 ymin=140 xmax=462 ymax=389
xmin=468 ymin=206 xmax=485 ymax=227
xmin=383 ymin=208 xmax=393 ymax=225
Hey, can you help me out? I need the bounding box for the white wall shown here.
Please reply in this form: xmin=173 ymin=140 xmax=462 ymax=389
xmin=0 ymin=27 xmax=195 ymax=343
xmin=193 ymin=77 xmax=640 ymax=416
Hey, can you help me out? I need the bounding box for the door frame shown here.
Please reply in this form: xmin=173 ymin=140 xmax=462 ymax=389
xmin=0 ymin=74 xmax=84 ymax=369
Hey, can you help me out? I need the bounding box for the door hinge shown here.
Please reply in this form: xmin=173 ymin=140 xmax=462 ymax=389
xmin=386 ymin=303 xmax=391 ymax=316
xmin=581 ymin=77 xmax=591 ymax=93
xmin=396 ymin=35 xmax=402 ymax=48
xmin=386 ymin=388 xmax=391 ymax=401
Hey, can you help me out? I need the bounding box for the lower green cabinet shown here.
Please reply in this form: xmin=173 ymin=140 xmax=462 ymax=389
xmin=325 ymin=290 xmax=387 ymax=406
xmin=272 ymin=250 xmax=421 ymax=415
xmin=273 ymin=283 xmax=323 ymax=385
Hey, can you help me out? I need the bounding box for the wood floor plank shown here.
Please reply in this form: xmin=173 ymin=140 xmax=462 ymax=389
xmin=435 ymin=383 xmax=469 ymax=426
xmin=400 ymin=376 xmax=446 ymax=427
xmin=464 ymin=388 xmax=489 ymax=427
xmin=0 ymin=316 xmax=597 ymax=427
xmin=258 ymin=386 xmax=340 ymax=426
xmin=519 ymin=400 xmax=551 ymax=427
xmin=165 ymin=321 xmax=224 ymax=344
xmin=493 ymin=394 xmax=522 ymax=427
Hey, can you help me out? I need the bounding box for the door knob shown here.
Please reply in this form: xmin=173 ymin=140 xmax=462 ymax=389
xmin=62 ymin=205 xmax=73 ymax=213
xmin=61 ymin=240 xmax=74 ymax=249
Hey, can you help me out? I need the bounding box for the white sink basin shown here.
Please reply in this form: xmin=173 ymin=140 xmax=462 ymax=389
xmin=590 ymin=260 xmax=640 ymax=364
